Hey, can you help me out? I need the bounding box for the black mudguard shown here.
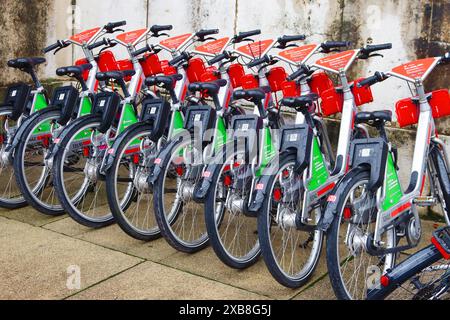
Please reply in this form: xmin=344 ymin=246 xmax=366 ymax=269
xmin=247 ymin=172 xmax=276 ymax=213
xmin=7 ymin=107 xmax=60 ymax=156
xmin=349 ymin=138 xmax=388 ymax=191
xmin=47 ymin=114 xmax=100 ymax=159
xmin=317 ymin=166 xmax=369 ymax=232
xmin=430 ymin=144 xmax=450 ymax=222
xmin=101 ymin=123 xmax=152 ymax=173
xmin=147 ymin=135 xmax=184 ymax=186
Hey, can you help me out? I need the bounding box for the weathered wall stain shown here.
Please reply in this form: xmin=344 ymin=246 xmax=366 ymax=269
xmin=0 ymin=0 xmax=51 ymax=86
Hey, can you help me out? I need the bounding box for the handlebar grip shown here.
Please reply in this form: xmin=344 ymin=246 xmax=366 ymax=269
xmin=43 ymin=42 xmax=61 ymax=54
xmin=106 ymin=21 xmax=127 ymax=31
xmin=150 ymin=25 xmax=173 ymax=34
xmin=169 ymin=52 xmax=190 ymax=66
xmin=321 ymin=41 xmax=352 ymax=51
xmin=196 ymin=29 xmax=220 ymax=39
xmin=234 ymin=29 xmax=261 ymax=42
xmin=208 ymin=52 xmax=229 ymax=65
xmin=279 ymin=34 xmax=307 ymax=44
xmin=365 ymin=43 xmax=393 ymax=52
xmin=87 ymin=38 xmax=109 ymax=51
xmin=248 ymin=55 xmax=271 ymax=68
xmin=287 ymin=66 xmax=309 ymax=81
xmin=357 ymin=71 xmax=387 ymax=88
xmin=132 ymin=44 xmax=152 ymax=57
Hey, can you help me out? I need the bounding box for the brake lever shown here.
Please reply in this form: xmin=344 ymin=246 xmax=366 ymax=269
xmin=369 ymin=53 xmax=384 ymax=58
xmin=201 ymin=37 xmax=217 ymax=42
xmin=112 ymin=28 xmax=125 ymax=34
xmin=53 ymin=47 xmax=63 ymax=55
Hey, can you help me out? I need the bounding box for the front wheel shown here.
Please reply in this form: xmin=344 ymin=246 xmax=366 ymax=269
xmin=326 ymin=168 xmax=396 ymax=300
xmin=258 ymin=152 xmax=323 ymax=288
xmin=106 ymin=124 xmax=161 ymax=241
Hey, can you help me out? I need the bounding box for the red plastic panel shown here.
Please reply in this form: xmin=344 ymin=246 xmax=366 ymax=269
xmin=97 ymin=51 xmax=119 ymax=72
xmin=396 ymin=98 xmax=418 ymax=127
xmin=140 ymin=53 xmax=163 ymax=77
xmin=70 ymin=27 xmax=101 ymax=45
xmin=391 ymin=58 xmax=440 ymax=82
xmin=267 ymin=67 xmax=287 ymax=93
xmin=282 ymin=81 xmax=300 ymax=98
xmin=315 ymin=50 xmax=359 ymax=73
xmin=116 ymin=29 xmax=148 ymax=46
xmin=200 ymin=71 xmax=219 ymax=83
xmin=228 ymin=64 xmax=245 ymax=88
xmin=75 ymin=58 xmax=90 ymax=81
xmin=161 ymin=60 xmax=177 ymax=76
xmin=186 ymin=58 xmax=207 ymax=83
xmin=309 ymin=72 xmax=334 ymax=96
xmin=320 ymin=87 xmax=343 ymax=116
xmin=117 ymin=59 xmax=134 ymax=81
xmin=241 ymin=74 xmax=259 ymax=90
xmin=352 ymin=78 xmax=374 ymax=106
xmin=430 ymin=89 xmax=450 ymax=119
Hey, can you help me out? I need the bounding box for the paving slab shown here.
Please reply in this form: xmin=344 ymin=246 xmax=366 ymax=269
xmin=0 ymin=207 xmax=66 ymax=227
xmin=294 ymin=276 xmax=335 ymax=300
xmin=0 ymin=217 xmax=142 ymax=300
xmin=43 ymin=217 xmax=92 ymax=237
xmin=69 ymin=261 xmax=267 ymax=300
xmin=76 ymin=224 xmax=178 ymax=262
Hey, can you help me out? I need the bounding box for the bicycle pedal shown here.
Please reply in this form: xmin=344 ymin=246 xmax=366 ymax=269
xmin=413 ymin=196 xmax=437 ymax=207
xmin=432 ymin=227 xmax=450 ymax=260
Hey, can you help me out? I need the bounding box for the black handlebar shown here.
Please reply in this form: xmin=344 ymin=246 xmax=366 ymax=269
xmin=357 ymin=71 xmax=388 ymax=88
xmin=105 ymin=21 xmax=127 ymax=32
xmin=87 ymin=38 xmax=111 ymax=51
xmin=278 ymin=35 xmax=306 ymax=48
xmin=287 ymin=65 xmax=311 ymax=82
xmin=359 ymin=43 xmax=392 ymax=59
xmin=169 ymin=52 xmax=190 ymax=66
xmin=208 ymin=52 xmax=230 ymax=65
xmin=43 ymin=40 xmax=70 ymax=54
xmin=247 ymin=55 xmax=271 ymax=68
xmin=196 ymin=29 xmax=219 ymax=40
xmin=132 ymin=44 xmax=153 ymax=57
xmin=150 ymin=25 xmax=173 ymax=35
xmin=321 ymin=41 xmax=352 ymax=53
xmin=234 ymin=30 xmax=261 ymax=43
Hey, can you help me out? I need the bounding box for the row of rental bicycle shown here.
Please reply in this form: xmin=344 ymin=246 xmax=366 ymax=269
xmin=2 ymin=20 xmax=450 ymax=300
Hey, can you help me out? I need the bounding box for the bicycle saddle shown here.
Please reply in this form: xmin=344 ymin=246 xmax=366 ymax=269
xmin=96 ymin=70 xmax=136 ymax=82
xmin=233 ymin=89 xmax=266 ymax=104
xmin=7 ymin=57 xmax=46 ymax=70
xmin=189 ymin=79 xmax=227 ymax=96
xmin=355 ymin=110 xmax=392 ymax=125
xmin=56 ymin=64 xmax=92 ymax=78
xmin=281 ymin=94 xmax=319 ymax=110
xmin=145 ymin=74 xmax=183 ymax=88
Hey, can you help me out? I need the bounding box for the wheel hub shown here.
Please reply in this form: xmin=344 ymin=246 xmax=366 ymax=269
xmin=226 ymin=194 xmax=244 ymax=216
xmin=134 ymin=170 xmax=150 ymax=193
xmin=347 ymin=227 xmax=368 ymax=256
xmin=84 ymin=159 xmax=99 ymax=183
xmin=0 ymin=149 xmax=10 ymax=167
xmin=276 ymin=207 xmax=297 ymax=230
xmin=179 ymin=182 xmax=195 ymax=202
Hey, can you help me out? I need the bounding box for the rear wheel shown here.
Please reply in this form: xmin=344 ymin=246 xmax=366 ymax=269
xmin=53 ymin=116 xmax=115 ymax=228
xmin=326 ymin=169 xmax=396 ymax=300
xmin=258 ymin=153 xmax=323 ymax=288
xmin=14 ymin=110 xmax=65 ymax=216
xmin=106 ymin=125 xmax=161 ymax=241
xmin=0 ymin=107 xmax=27 ymax=209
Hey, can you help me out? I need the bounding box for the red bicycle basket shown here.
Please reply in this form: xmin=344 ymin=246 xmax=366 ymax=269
xmin=241 ymin=74 xmax=259 ymax=90
xmin=75 ymin=58 xmax=90 ymax=81
xmin=282 ymin=81 xmax=301 ymax=98
xmin=309 ymin=72 xmax=334 ymax=96
xmin=228 ymin=64 xmax=245 ymax=88
xmin=320 ymin=87 xmax=343 ymax=116
xmin=267 ymin=67 xmax=288 ymax=93
xmin=200 ymin=70 xmax=219 ymax=83
xmin=352 ymin=78 xmax=374 ymax=106
xmin=160 ymin=60 xmax=177 ymax=76
xmin=140 ymin=53 xmax=162 ymax=77
xmin=187 ymin=58 xmax=207 ymax=83
xmin=117 ymin=59 xmax=134 ymax=82
xmin=396 ymin=89 xmax=450 ymax=127
xmin=97 ymin=51 xmax=119 ymax=72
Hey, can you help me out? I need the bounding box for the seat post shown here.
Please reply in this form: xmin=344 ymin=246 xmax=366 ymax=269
xmin=28 ymin=68 xmax=42 ymax=89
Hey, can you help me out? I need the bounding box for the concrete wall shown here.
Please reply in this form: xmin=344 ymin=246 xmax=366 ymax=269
xmin=0 ymin=0 xmax=449 ymax=198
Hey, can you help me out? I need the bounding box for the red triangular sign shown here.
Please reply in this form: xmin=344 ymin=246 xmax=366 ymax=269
xmin=116 ymin=29 xmax=149 ymax=46
xmin=159 ymin=34 xmax=193 ymax=51
xmin=195 ymin=37 xmax=231 ymax=56
xmin=70 ymin=27 xmax=102 ymax=45
xmin=391 ymin=58 xmax=439 ymax=81
xmin=277 ymin=44 xmax=319 ymax=65
xmin=315 ymin=50 xmax=359 ymax=72
xmin=235 ymin=40 xmax=276 ymax=59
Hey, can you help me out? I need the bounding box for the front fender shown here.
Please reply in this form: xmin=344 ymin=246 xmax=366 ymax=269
xmin=247 ymin=173 xmax=274 ymax=213
xmin=317 ymin=166 xmax=369 ymax=232
xmin=7 ymin=107 xmax=60 ymax=155
xmin=101 ymin=122 xmax=150 ymax=173
xmin=147 ymin=136 xmax=183 ymax=186
xmin=47 ymin=114 xmax=100 ymax=159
